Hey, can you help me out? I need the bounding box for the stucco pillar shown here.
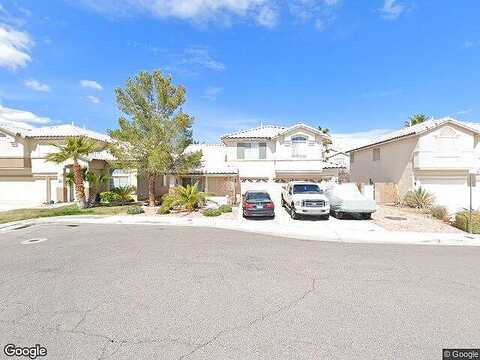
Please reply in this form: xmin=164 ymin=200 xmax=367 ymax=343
xmin=56 ymin=168 xmax=65 ymax=203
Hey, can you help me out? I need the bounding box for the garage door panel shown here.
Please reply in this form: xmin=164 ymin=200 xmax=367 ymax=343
xmin=0 ymin=179 xmax=47 ymax=204
xmin=417 ymin=177 xmax=469 ymax=213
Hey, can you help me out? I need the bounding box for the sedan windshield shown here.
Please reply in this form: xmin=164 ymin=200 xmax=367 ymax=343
xmin=293 ymin=184 xmax=321 ymax=194
xmin=246 ymin=192 xmax=271 ymax=201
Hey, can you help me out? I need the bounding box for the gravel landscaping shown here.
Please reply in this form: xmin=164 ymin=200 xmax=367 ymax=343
xmin=372 ymin=205 xmax=463 ymax=233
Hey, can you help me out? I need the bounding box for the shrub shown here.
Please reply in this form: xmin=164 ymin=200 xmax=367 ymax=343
xmin=161 ymin=182 xmax=206 ymax=212
xmin=112 ymin=186 xmax=136 ymax=205
xmin=454 ymin=210 xmax=480 ymax=234
xmin=402 ymin=187 xmax=434 ymax=209
xmin=431 ymin=206 xmax=449 ymax=222
xmin=218 ymin=204 xmax=232 ymax=213
xmin=157 ymin=206 xmax=171 ymax=215
xmin=100 ymin=191 xmax=122 ymax=204
xmin=126 ymin=206 xmax=144 ymax=215
xmin=202 ymin=208 xmax=222 ymax=217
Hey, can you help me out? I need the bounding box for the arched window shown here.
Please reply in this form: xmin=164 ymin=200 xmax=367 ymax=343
xmin=436 ymin=126 xmax=458 ymax=152
xmin=291 ymin=136 xmax=307 ymax=158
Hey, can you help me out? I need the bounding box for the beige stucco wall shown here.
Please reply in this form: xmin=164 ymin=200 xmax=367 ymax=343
xmin=350 ymin=136 xmax=418 ymax=186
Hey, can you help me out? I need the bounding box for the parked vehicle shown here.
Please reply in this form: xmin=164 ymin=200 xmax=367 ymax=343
xmin=242 ymin=191 xmax=275 ymax=218
xmin=325 ymin=183 xmax=376 ymax=219
xmin=281 ymin=182 xmax=330 ymax=220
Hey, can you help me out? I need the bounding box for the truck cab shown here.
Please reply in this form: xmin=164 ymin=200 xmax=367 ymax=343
xmin=281 ymin=182 xmax=330 ymax=220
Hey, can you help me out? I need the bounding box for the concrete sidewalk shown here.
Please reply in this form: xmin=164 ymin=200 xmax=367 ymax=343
xmin=1 ymin=214 xmax=479 ymax=247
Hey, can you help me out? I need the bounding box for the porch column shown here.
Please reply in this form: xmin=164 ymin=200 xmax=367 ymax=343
xmin=56 ymin=168 xmax=65 ymax=203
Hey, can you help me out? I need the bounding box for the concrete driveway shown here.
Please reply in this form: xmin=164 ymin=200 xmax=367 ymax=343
xmin=239 ymin=182 xmax=381 ymax=234
xmin=1 ymin=223 xmax=479 ymax=359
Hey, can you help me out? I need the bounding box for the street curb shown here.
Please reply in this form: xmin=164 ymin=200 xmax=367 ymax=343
xmin=1 ymin=215 xmax=479 ymax=247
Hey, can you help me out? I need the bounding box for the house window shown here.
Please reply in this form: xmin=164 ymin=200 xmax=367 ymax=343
xmin=237 ymin=143 xmax=251 ymax=160
xmin=350 ymin=153 xmax=354 ymax=163
xmin=291 ymin=136 xmax=307 ymax=158
xmin=436 ymin=126 xmax=458 ymax=152
xmin=373 ymin=148 xmax=381 ymax=161
xmin=111 ymin=169 xmax=131 ymax=188
xmin=259 ymin=142 xmax=267 ymax=159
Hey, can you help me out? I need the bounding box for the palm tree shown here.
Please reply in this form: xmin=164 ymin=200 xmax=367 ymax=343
xmin=318 ymin=126 xmax=330 ymax=134
xmin=161 ymin=182 xmax=206 ymax=212
xmin=405 ymin=114 xmax=429 ymax=127
xmin=46 ymin=136 xmax=96 ymax=208
xmin=85 ymin=170 xmax=109 ymax=207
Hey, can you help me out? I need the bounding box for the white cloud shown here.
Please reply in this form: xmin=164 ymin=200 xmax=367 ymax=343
xmin=24 ymin=79 xmax=50 ymax=92
xmin=379 ymin=0 xmax=405 ymax=20
xmin=0 ymin=24 xmax=33 ymax=70
xmin=182 ymin=46 xmax=226 ymax=71
xmin=80 ymin=0 xmax=342 ymax=29
xmin=289 ymin=0 xmax=340 ymax=31
xmin=0 ymin=105 xmax=51 ymax=129
xmin=80 ymin=79 xmax=103 ymax=90
xmin=80 ymin=0 xmax=275 ymax=27
xmin=331 ymin=129 xmax=393 ymax=151
xmin=86 ymin=95 xmax=100 ymax=104
xmin=203 ymin=86 xmax=223 ymax=101
xmin=257 ymin=5 xmax=278 ymax=28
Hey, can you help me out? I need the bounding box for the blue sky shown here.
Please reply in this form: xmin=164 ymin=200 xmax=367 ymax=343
xmin=0 ymin=0 xmax=479 ymax=146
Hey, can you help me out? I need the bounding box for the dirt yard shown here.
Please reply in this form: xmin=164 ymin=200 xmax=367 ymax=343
xmin=372 ymin=205 xmax=463 ymax=233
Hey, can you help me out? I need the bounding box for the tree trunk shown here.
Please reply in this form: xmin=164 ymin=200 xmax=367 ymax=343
xmin=73 ymin=161 xmax=87 ymax=208
xmin=148 ymin=174 xmax=156 ymax=207
xmin=87 ymin=186 xmax=97 ymax=207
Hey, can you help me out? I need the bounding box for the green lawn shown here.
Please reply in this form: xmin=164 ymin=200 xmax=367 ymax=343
xmin=0 ymin=205 xmax=129 ymax=225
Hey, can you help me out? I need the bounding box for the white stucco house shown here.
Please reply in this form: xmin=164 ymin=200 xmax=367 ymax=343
xmin=180 ymin=123 xmax=345 ymax=199
xmin=0 ymin=123 xmax=114 ymax=208
xmin=348 ymin=117 xmax=480 ymax=212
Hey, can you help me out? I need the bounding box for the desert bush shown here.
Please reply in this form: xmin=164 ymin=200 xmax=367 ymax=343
xmin=112 ymin=186 xmax=136 ymax=205
xmin=157 ymin=206 xmax=171 ymax=215
xmin=126 ymin=205 xmax=144 ymax=215
xmin=100 ymin=191 xmax=122 ymax=204
xmin=402 ymin=187 xmax=434 ymax=209
xmin=430 ymin=206 xmax=449 ymax=222
xmin=218 ymin=204 xmax=232 ymax=213
xmin=454 ymin=210 xmax=480 ymax=234
xmin=161 ymin=182 xmax=206 ymax=212
xmin=202 ymin=208 xmax=222 ymax=217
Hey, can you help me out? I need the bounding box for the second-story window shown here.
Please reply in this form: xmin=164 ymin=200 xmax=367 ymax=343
xmin=291 ymin=136 xmax=307 ymax=158
xmin=259 ymin=142 xmax=267 ymax=159
xmin=237 ymin=142 xmax=251 ymax=160
xmin=373 ymin=148 xmax=381 ymax=161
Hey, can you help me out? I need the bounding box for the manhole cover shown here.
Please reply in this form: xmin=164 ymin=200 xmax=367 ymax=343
xmin=21 ymin=238 xmax=47 ymax=245
xmin=385 ymin=216 xmax=408 ymax=221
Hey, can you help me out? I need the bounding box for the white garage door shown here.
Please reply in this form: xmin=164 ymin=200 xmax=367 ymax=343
xmin=417 ymin=177 xmax=470 ymax=213
xmin=0 ymin=178 xmax=47 ymax=207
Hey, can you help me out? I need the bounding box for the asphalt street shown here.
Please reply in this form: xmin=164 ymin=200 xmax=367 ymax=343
xmin=0 ymin=223 xmax=479 ymax=359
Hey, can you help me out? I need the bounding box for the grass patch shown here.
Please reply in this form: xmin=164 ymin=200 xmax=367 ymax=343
xmin=0 ymin=205 xmax=129 ymax=224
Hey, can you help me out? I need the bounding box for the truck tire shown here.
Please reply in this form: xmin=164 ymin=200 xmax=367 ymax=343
xmin=281 ymin=197 xmax=286 ymax=208
xmin=321 ymin=214 xmax=330 ymax=220
xmin=361 ymin=213 xmax=372 ymax=220
xmin=290 ymin=205 xmax=298 ymax=220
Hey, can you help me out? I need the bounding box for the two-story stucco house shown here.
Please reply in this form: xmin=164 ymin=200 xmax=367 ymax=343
xmin=0 ymin=123 xmax=113 ymax=208
xmin=348 ymin=117 xmax=480 ymax=212
xmin=181 ymin=123 xmax=345 ymax=199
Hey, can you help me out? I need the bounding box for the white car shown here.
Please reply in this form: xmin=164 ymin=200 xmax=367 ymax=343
xmin=325 ymin=183 xmax=376 ymax=219
xmin=281 ymin=182 xmax=330 ymax=220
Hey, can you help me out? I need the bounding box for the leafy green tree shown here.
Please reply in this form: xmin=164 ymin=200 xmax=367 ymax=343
xmin=109 ymin=70 xmax=202 ymax=206
xmin=405 ymin=114 xmax=429 ymax=127
xmin=46 ymin=136 xmax=96 ymax=208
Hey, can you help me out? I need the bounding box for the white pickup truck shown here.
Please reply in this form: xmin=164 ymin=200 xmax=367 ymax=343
xmin=281 ymin=181 xmax=330 ymax=220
